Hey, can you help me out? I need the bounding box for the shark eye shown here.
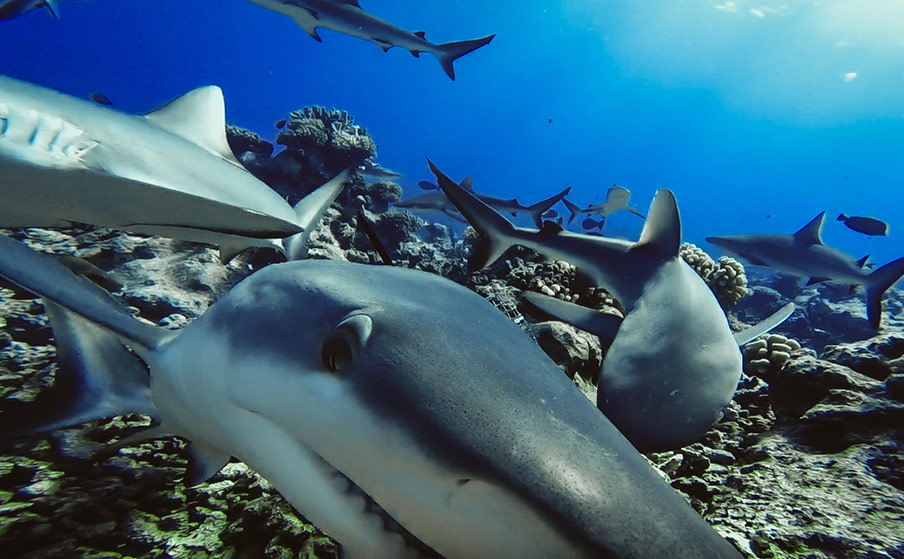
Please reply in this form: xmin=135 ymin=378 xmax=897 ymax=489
xmin=322 ymin=314 xmax=372 ymax=372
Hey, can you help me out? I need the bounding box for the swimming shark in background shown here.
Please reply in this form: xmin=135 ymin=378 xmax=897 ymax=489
xmin=246 ymin=0 xmax=495 ymax=80
xmin=0 ymin=0 xmax=60 ymax=20
xmin=562 ymin=185 xmax=645 ymax=228
xmin=0 ymin=235 xmax=741 ymax=558
xmin=707 ymin=212 xmax=904 ymax=330
xmin=0 ymin=74 xmax=349 ymax=262
xmin=401 ymin=178 xmax=570 ymax=228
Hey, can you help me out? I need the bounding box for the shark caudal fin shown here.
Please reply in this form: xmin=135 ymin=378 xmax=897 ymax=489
xmin=435 ymin=34 xmax=495 ymax=80
xmin=634 ymin=189 xmax=681 ymax=258
xmin=562 ymin=198 xmax=581 ymax=224
xmin=428 ymin=159 xmax=516 ymax=271
xmin=525 ymin=187 xmax=571 ymax=228
xmin=283 ymin=167 xmax=351 ymax=261
xmin=0 ymin=236 xmax=169 ymax=439
xmin=865 ymin=256 xmax=904 ymax=330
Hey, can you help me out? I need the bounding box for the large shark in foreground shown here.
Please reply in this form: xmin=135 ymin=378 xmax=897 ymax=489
xmin=707 ymin=212 xmax=904 ymax=330
xmin=0 ymin=74 xmax=349 ymax=261
xmin=247 ymin=0 xmax=494 ymax=80
xmin=429 ymin=160 xmax=745 ymax=452
xmin=0 ymin=236 xmax=740 ymax=558
xmin=0 ymin=0 xmax=60 ymax=20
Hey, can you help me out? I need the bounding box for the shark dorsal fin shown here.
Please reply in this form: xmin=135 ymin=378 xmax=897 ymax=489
xmin=460 ymin=176 xmax=475 ymax=193
xmin=793 ymin=212 xmax=825 ymax=245
xmin=635 ymin=189 xmax=680 ymax=257
xmin=144 ymin=86 xmax=243 ymax=166
xmin=415 ymin=31 xmax=426 ymax=39
xmin=857 ymin=254 xmax=871 ymax=268
xmin=340 ymin=0 xmax=362 ymax=7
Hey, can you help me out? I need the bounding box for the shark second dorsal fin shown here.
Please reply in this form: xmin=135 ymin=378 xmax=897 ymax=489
xmin=635 ymin=189 xmax=680 ymax=257
xmin=793 ymin=212 xmax=825 ymax=245
xmin=144 ymin=86 xmax=243 ymax=167
xmin=460 ymin=176 xmax=475 ymax=193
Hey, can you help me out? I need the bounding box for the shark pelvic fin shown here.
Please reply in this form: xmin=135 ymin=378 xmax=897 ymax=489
xmin=793 ymin=212 xmax=825 ymax=246
xmin=635 ymin=189 xmax=681 ymax=258
xmin=733 ymin=303 xmax=795 ymax=346
xmin=523 ymin=292 xmax=623 ymax=341
xmin=144 ymin=86 xmax=243 ymax=167
xmin=428 ymin=159 xmax=515 ymax=271
xmin=185 ymin=442 xmax=231 ymax=486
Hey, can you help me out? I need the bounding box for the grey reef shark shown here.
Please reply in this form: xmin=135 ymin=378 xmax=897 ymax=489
xmin=398 ymin=177 xmax=571 ymax=228
xmin=247 ymin=0 xmax=495 ymax=80
xmin=707 ymin=211 xmax=904 ymax=330
xmin=0 ymin=0 xmax=61 ymax=20
xmin=429 ymin=160 xmax=792 ymax=453
xmin=0 ymin=235 xmax=741 ymax=558
xmin=562 ymin=185 xmax=645 ymax=230
xmin=0 ymin=74 xmax=349 ymax=262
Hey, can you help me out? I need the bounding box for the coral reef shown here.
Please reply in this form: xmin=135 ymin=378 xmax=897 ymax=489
xmin=711 ymin=256 xmax=749 ymax=307
xmin=744 ymin=334 xmax=803 ymax=376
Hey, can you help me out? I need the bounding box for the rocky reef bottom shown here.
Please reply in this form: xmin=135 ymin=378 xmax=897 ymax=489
xmin=1 ymin=222 xmax=902 ymax=559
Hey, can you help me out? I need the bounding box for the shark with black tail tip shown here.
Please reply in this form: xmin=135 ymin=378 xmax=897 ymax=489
xmin=0 ymin=234 xmax=740 ymax=558
xmin=247 ymin=0 xmax=495 ymax=80
xmin=428 ymin=159 xmax=790 ymax=453
xmin=707 ymin=212 xmax=904 ymax=330
xmin=0 ymin=0 xmax=61 ymax=20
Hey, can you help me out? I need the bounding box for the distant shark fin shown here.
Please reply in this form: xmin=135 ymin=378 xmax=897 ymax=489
xmin=857 ymin=254 xmax=871 ymax=268
xmin=144 ymin=86 xmax=244 ymax=167
xmin=806 ymin=277 xmax=830 ymax=286
xmin=428 ymin=159 xmax=515 ymax=271
xmin=562 ymin=198 xmax=581 ymax=224
xmin=865 ymin=256 xmax=904 ymax=330
xmin=635 ymin=189 xmax=680 ymax=258
xmin=435 ymin=34 xmax=496 ymax=80
xmin=626 ymin=205 xmax=645 ymax=218
xmin=792 ymin=212 xmax=825 ymax=246
xmin=523 ymin=292 xmax=623 ymax=341
xmin=283 ymin=167 xmax=352 ymax=260
xmin=732 ymin=303 xmax=795 ymax=346
xmin=184 ymin=442 xmax=231 ymax=486
xmin=525 ymin=186 xmax=571 ymax=228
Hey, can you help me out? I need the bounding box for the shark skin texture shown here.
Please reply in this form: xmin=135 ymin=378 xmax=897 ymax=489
xmin=429 ymin=159 xmax=744 ymax=453
xmin=247 ymin=0 xmax=495 ymax=80
xmin=707 ymin=212 xmax=904 ymax=330
xmin=0 ymin=235 xmax=741 ymax=559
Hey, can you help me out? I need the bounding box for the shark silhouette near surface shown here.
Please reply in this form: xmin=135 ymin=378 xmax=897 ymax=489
xmin=247 ymin=0 xmax=495 ymax=80
xmin=428 ymin=160 xmax=746 ymax=452
xmin=0 ymin=235 xmax=741 ymax=559
xmin=707 ymin=212 xmax=904 ymax=330
xmin=0 ymin=0 xmax=60 ymax=20
xmin=0 ymin=74 xmax=351 ymax=262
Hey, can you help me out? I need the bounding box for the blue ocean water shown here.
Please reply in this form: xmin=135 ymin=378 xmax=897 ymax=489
xmin=1 ymin=0 xmax=901 ymax=263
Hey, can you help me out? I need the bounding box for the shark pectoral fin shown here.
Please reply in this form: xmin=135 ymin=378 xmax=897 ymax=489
xmin=793 ymin=211 xmax=826 ymax=246
xmin=634 ymin=189 xmax=681 ymax=258
xmin=626 ymin=206 xmax=645 ymax=218
xmin=806 ymin=277 xmax=830 ymax=286
xmin=0 ymin=300 xmax=154 ymax=439
xmin=43 ymin=0 xmax=60 ymax=18
xmin=732 ymin=303 xmax=795 ymax=346
xmin=143 ymin=86 xmax=244 ymax=166
xmin=866 ymin=256 xmax=904 ymax=330
xmin=184 ymin=442 xmax=231 ymax=486
xmin=523 ymin=292 xmax=623 ymax=341
xmin=283 ymin=167 xmax=352 ymax=261
xmin=218 ymin=238 xmax=256 ymax=264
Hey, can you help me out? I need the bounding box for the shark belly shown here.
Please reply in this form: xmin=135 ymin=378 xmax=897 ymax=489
xmin=600 ymin=259 xmax=742 ymax=452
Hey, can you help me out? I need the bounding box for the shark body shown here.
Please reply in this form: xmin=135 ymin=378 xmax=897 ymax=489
xmin=707 ymin=212 xmax=904 ymax=329
xmin=397 ymin=178 xmax=570 ymax=228
xmin=247 ymin=0 xmax=494 ymax=80
xmin=0 ymin=0 xmax=59 ymax=20
xmin=429 ymin=161 xmax=744 ymax=452
xmin=0 ymin=235 xmax=740 ymax=558
xmin=0 ymin=75 xmax=349 ymax=261
xmin=562 ymin=186 xmax=645 ymax=230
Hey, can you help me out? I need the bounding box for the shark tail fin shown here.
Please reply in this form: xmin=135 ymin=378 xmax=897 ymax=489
xmin=562 ymin=198 xmax=581 ymax=224
xmin=634 ymin=189 xmax=681 ymax=258
xmin=0 ymin=238 xmax=168 ymax=440
xmin=525 ymin=187 xmax=571 ymax=228
xmin=435 ymin=34 xmax=495 ymax=80
xmin=283 ymin=167 xmax=351 ymax=260
xmin=865 ymin=256 xmax=904 ymax=330
xmin=44 ymin=0 xmax=60 ymax=18
xmin=428 ymin=159 xmax=515 ymax=271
